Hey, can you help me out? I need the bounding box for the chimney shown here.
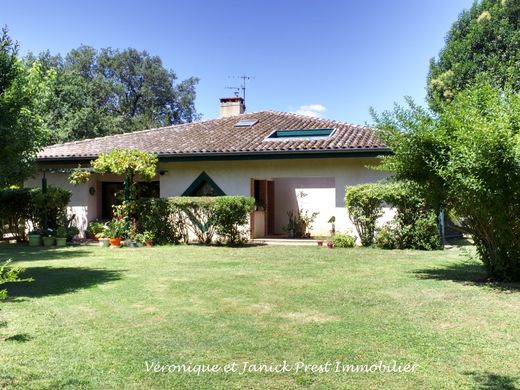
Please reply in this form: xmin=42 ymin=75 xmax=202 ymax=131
xmin=219 ymin=97 xmax=245 ymax=118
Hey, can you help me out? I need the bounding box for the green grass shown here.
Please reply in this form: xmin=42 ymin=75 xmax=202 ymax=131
xmin=1 ymin=243 xmax=519 ymax=389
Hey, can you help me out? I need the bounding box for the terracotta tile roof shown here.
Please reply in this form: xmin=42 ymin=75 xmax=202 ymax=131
xmin=37 ymin=111 xmax=388 ymax=160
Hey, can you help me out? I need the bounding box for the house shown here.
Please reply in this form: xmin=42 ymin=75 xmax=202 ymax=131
xmin=27 ymin=97 xmax=391 ymax=239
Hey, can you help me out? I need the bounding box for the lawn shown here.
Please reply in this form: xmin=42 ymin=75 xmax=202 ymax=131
xmin=0 ymin=243 xmax=519 ymax=389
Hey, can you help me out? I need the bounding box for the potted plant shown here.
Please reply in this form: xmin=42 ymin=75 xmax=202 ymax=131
xmin=96 ymin=232 xmax=110 ymax=247
xmin=56 ymin=227 xmax=68 ymax=247
xmin=86 ymin=221 xmax=105 ymax=241
xmin=134 ymin=233 xmax=144 ymax=247
xmin=285 ymin=211 xmax=297 ymax=238
xmin=317 ymin=240 xmax=324 ymax=247
xmin=27 ymin=230 xmax=41 ymax=247
xmin=327 ymin=241 xmax=334 ymax=249
xmin=42 ymin=229 xmax=55 ymax=247
xmin=107 ymin=219 xmax=126 ymax=247
xmin=328 ymin=216 xmax=336 ymax=236
xmin=142 ymin=231 xmax=154 ymax=247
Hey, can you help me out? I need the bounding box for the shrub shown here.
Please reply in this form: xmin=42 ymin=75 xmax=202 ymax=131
xmin=212 ymin=196 xmax=255 ymax=245
xmin=383 ymin=182 xmax=441 ymax=250
xmin=0 ymin=189 xmax=32 ymax=240
xmin=345 ymin=183 xmax=388 ymax=246
xmin=169 ymin=197 xmax=217 ymax=244
xmin=28 ymin=187 xmax=71 ymax=231
xmin=86 ymin=221 xmax=106 ymax=238
xmin=332 ymin=233 xmax=356 ymax=248
xmin=375 ymin=224 xmax=398 ymax=249
xmin=135 ymin=198 xmax=185 ymax=245
xmin=0 ymin=187 xmax=71 ymax=241
xmin=0 ymin=259 xmax=33 ymax=300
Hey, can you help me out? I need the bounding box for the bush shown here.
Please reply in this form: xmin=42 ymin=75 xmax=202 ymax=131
xmin=168 ymin=196 xmax=255 ymax=245
xmin=345 ymin=183 xmax=388 ymax=246
xmin=346 ymin=181 xmax=441 ymax=250
xmin=383 ymin=182 xmax=441 ymax=250
xmin=212 ymin=196 xmax=255 ymax=245
xmin=0 ymin=187 xmax=71 ymax=241
xmin=0 ymin=189 xmax=32 ymax=240
xmin=135 ymin=198 xmax=185 ymax=245
xmin=375 ymin=224 xmax=398 ymax=249
xmin=332 ymin=233 xmax=356 ymax=248
xmin=169 ymin=197 xmax=217 ymax=244
xmin=0 ymin=259 xmax=33 ymax=300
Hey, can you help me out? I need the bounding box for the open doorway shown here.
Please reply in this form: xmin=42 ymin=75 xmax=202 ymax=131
xmin=252 ymin=179 xmax=275 ymax=238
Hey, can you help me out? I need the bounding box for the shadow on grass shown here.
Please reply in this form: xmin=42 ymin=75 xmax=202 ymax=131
xmin=466 ymin=371 xmax=519 ymax=390
xmin=414 ymin=261 xmax=520 ymax=292
xmin=0 ymin=243 xmax=91 ymax=262
xmin=3 ymin=333 xmax=32 ymax=342
xmin=5 ymin=266 xmax=122 ymax=298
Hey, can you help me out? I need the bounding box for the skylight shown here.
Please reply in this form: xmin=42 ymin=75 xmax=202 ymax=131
xmin=266 ymin=128 xmax=334 ymax=140
xmin=234 ymin=119 xmax=258 ymax=127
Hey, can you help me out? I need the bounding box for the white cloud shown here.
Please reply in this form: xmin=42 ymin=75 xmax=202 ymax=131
xmin=294 ymin=104 xmax=327 ymax=117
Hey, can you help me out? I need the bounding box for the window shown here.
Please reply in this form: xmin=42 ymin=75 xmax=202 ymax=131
xmin=266 ymin=128 xmax=334 ymax=140
xmin=182 ymin=172 xmax=225 ymax=196
xmin=234 ymin=119 xmax=258 ymax=127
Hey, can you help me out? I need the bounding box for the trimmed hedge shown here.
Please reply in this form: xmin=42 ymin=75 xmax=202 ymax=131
xmin=0 ymin=187 xmax=71 ymax=241
xmin=134 ymin=196 xmax=255 ymax=245
xmin=346 ymin=182 xmax=441 ymax=250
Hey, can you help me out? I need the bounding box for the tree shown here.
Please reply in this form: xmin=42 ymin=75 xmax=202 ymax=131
xmin=26 ymin=46 xmax=199 ymax=144
xmin=0 ymin=27 xmax=54 ymax=186
xmin=427 ymin=0 xmax=520 ymax=112
xmin=373 ymin=83 xmax=520 ymax=281
xmin=91 ymin=149 xmax=158 ymax=221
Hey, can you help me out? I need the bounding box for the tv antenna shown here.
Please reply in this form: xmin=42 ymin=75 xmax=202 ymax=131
xmin=226 ymin=75 xmax=254 ymax=111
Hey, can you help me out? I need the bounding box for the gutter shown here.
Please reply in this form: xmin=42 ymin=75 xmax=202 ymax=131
xmin=36 ymin=148 xmax=392 ymax=165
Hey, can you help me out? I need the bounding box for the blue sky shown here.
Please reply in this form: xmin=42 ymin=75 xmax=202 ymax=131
xmin=4 ymin=0 xmax=474 ymax=124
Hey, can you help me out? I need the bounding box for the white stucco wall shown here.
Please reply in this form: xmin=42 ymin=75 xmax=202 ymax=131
xmin=26 ymin=157 xmax=392 ymax=240
xmin=159 ymin=157 xmax=391 ymax=237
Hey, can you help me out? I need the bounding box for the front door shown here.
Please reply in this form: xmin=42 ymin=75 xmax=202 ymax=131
xmin=101 ymin=182 xmax=124 ymax=220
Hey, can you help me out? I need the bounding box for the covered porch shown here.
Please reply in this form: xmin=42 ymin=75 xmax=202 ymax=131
xmin=250 ymin=176 xmax=336 ymax=239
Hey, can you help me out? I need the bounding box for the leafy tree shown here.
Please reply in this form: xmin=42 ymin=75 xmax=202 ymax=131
xmin=0 ymin=27 xmax=54 ymax=186
xmin=26 ymin=46 xmax=199 ymax=143
xmin=91 ymin=148 xmax=158 ymax=182
xmin=373 ymin=83 xmax=520 ymax=281
xmin=91 ymin=148 xmax=158 ymax=221
xmin=427 ymin=0 xmax=520 ymax=112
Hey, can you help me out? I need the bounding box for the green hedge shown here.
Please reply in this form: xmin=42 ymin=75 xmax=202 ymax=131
xmin=346 ymin=182 xmax=441 ymax=250
xmin=168 ymin=196 xmax=255 ymax=245
xmin=135 ymin=198 xmax=187 ymax=245
xmin=134 ymin=196 xmax=255 ymax=245
xmin=0 ymin=187 xmax=71 ymax=241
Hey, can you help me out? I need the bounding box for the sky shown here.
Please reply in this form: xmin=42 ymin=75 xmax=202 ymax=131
xmin=3 ymin=0 xmax=474 ymax=125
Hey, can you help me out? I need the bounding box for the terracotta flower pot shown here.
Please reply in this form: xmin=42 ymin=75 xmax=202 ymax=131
xmin=327 ymin=241 xmax=334 ymax=249
xmin=109 ymin=237 xmax=121 ymax=247
xmin=317 ymin=240 xmax=324 ymax=247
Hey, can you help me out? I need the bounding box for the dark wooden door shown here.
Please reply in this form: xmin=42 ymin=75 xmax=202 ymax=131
xmin=101 ymin=182 xmax=124 ymax=220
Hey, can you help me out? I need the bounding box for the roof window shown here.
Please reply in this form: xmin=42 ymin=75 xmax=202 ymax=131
xmin=266 ymin=128 xmax=334 ymax=140
xmin=234 ymin=119 xmax=258 ymax=127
